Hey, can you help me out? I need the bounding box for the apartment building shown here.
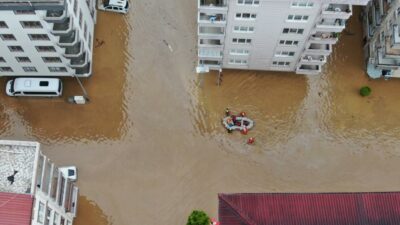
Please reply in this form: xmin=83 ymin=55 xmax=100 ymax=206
xmin=197 ymin=0 xmax=370 ymax=75
xmin=0 ymin=0 xmax=96 ymax=77
xmin=0 ymin=140 xmax=79 ymax=225
xmin=363 ymin=0 xmax=400 ymax=78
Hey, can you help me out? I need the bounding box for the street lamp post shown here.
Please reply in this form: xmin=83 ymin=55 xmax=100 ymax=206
xmin=68 ymin=74 xmax=90 ymax=104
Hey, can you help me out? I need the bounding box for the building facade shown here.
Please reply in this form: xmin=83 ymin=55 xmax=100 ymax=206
xmin=363 ymin=0 xmax=400 ymax=78
xmin=0 ymin=140 xmax=79 ymax=225
xmin=0 ymin=0 xmax=96 ymax=77
xmin=198 ymin=0 xmax=370 ymax=75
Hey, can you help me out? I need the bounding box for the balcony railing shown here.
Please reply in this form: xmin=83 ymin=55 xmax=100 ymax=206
xmin=198 ymin=0 xmax=227 ymax=12
xmin=198 ymin=12 xmax=226 ymax=25
xmin=198 ymin=48 xmax=223 ymax=58
xmin=296 ymin=64 xmax=321 ymax=75
xmin=58 ymin=31 xmax=78 ymax=46
xmin=198 ymin=26 xmax=225 ymax=37
xmin=44 ymin=9 xmax=67 ymax=21
xmin=316 ymin=18 xmax=346 ymax=32
xmin=322 ymin=4 xmax=352 ymax=19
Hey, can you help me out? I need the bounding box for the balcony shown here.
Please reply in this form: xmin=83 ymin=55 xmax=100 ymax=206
xmin=300 ymin=55 xmax=327 ymax=65
xmin=316 ymin=18 xmax=346 ymax=33
xmin=198 ymin=0 xmax=227 ymax=13
xmin=198 ymin=59 xmax=221 ymax=70
xmin=198 ymin=12 xmax=226 ymax=26
xmin=305 ymin=43 xmax=332 ymax=55
xmin=75 ymin=62 xmax=91 ymax=77
xmin=52 ymin=17 xmax=73 ymax=35
xmin=296 ymin=64 xmax=321 ymax=75
xmin=44 ymin=9 xmax=67 ymax=22
xmin=64 ymin=42 xmax=83 ymax=57
xmin=310 ymin=32 xmax=339 ymax=44
xmin=58 ymin=31 xmax=78 ymax=47
xmin=377 ymin=48 xmax=400 ymax=68
xmin=322 ymin=4 xmax=352 ymax=20
xmin=198 ymin=26 xmax=225 ymax=38
xmin=199 ymin=38 xmax=224 ymax=48
xmin=198 ymin=48 xmax=223 ymax=59
xmin=70 ymin=52 xmax=88 ymax=68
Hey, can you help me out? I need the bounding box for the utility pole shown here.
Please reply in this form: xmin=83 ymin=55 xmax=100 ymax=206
xmin=68 ymin=74 xmax=90 ymax=104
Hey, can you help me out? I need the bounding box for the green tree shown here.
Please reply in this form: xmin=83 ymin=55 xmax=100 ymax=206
xmin=187 ymin=210 xmax=210 ymax=225
xmin=360 ymin=86 xmax=372 ymax=97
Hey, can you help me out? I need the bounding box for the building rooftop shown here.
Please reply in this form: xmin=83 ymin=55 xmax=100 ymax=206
xmin=0 ymin=140 xmax=39 ymax=195
xmin=219 ymin=192 xmax=400 ymax=225
xmin=0 ymin=192 xmax=33 ymax=225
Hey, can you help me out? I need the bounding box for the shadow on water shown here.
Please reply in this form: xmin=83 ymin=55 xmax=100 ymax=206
xmin=0 ymin=12 xmax=130 ymax=144
xmin=74 ymin=196 xmax=112 ymax=225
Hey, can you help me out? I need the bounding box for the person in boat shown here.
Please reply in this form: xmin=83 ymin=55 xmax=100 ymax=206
xmin=231 ymin=115 xmax=237 ymax=123
xmin=243 ymin=120 xmax=249 ymax=126
xmin=225 ymin=108 xmax=230 ymax=116
xmin=226 ymin=117 xmax=234 ymax=126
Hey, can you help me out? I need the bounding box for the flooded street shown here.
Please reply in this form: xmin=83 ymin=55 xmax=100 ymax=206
xmin=1 ymin=1 xmax=400 ymax=225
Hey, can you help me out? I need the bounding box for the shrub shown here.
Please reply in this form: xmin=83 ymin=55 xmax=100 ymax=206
xmin=359 ymin=86 xmax=372 ymax=97
xmin=187 ymin=210 xmax=210 ymax=225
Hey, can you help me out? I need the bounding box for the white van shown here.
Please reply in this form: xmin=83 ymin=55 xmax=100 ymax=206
xmin=98 ymin=0 xmax=129 ymax=14
xmin=6 ymin=77 xmax=63 ymax=97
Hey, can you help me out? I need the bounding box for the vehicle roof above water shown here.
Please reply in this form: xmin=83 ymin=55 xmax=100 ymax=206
xmin=108 ymin=0 xmax=126 ymax=7
xmin=12 ymin=77 xmax=61 ymax=92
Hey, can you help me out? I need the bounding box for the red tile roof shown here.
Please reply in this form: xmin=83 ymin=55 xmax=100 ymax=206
xmin=218 ymin=193 xmax=400 ymax=225
xmin=0 ymin=192 xmax=33 ymax=225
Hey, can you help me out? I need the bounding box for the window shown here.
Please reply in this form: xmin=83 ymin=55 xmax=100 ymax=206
xmin=287 ymin=14 xmax=309 ymax=22
xmin=233 ymin=26 xmax=254 ymax=33
xmin=291 ymin=1 xmax=314 ymax=8
xmin=79 ymin=10 xmax=83 ymax=28
xmin=36 ymin=46 xmax=56 ymax=52
xmin=74 ymin=0 xmax=78 ymax=15
xmin=230 ymin=49 xmax=250 ymax=55
xmin=278 ymin=40 xmax=299 ymax=46
xmin=282 ymin=28 xmax=304 ymax=34
xmin=20 ymin=21 xmax=42 ymax=28
xmin=237 ymin=0 xmax=260 ymax=6
xmin=29 ymin=34 xmax=50 ymax=41
xmin=229 ymin=58 xmax=248 ymax=65
xmin=42 ymin=57 xmax=62 ymax=63
xmin=49 ymin=67 xmax=67 ymax=72
xmin=272 ymin=61 xmax=291 ymax=67
xmin=60 ymin=217 xmax=65 ymax=225
xmin=53 ymin=212 xmax=59 ymax=225
xmin=88 ymin=33 xmax=92 ymax=50
xmin=0 ymin=34 xmax=16 ymax=41
xmin=45 ymin=208 xmax=51 ymax=225
xmin=84 ymin=23 xmax=88 ymax=40
xmin=14 ymin=10 xmax=35 ymax=14
xmin=275 ymin=51 xmax=295 ymax=57
xmin=37 ymin=202 xmax=45 ymax=223
xmin=23 ymin=66 xmax=37 ymax=72
xmin=16 ymin=57 xmax=31 ymax=62
xmin=232 ymin=38 xmax=252 ymax=44
xmin=0 ymin=57 xmax=5 ymax=63
xmin=0 ymin=67 xmax=13 ymax=72
xmin=8 ymin=46 xmax=24 ymax=52
xmin=0 ymin=21 xmax=7 ymax=28
xmin=235 ymin=13 xmax=256 ymax=19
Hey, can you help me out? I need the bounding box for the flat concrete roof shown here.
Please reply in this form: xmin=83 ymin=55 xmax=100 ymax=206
xmin=0 ymin=0 xmax=65 ymax=8
xmin=0 ymin=140 xmax=39 ymax=195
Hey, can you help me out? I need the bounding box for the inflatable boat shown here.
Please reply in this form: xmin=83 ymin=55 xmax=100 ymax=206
xmin=222 ymin=116 xmax=254 ymax=131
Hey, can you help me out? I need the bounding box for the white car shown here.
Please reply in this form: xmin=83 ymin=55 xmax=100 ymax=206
xmin=6 ymin=77 xmax=62 ymax=97
xmin=98 ymin=0 xmax=129 ymax=14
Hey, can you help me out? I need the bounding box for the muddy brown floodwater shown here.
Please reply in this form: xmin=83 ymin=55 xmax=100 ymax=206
xmin=1 ymin=2 xmax=400 ymax=225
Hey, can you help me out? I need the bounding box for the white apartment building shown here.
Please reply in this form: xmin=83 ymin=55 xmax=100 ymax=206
xmin=0 ymin=0 xmax=96 ymax=77
xmin=363 ymin=0 xmax=400 ymax=78
xmin=0 ymin=140 xmax=79 ymax=225
xmin=198 ymin=0 xmax=370 ymax=75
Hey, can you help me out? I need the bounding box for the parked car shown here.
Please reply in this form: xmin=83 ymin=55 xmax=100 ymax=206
xmin=98 ymin=0 xmax=129 ymax=14
xmin=6 ymin=77 xmax=63 ymax=97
